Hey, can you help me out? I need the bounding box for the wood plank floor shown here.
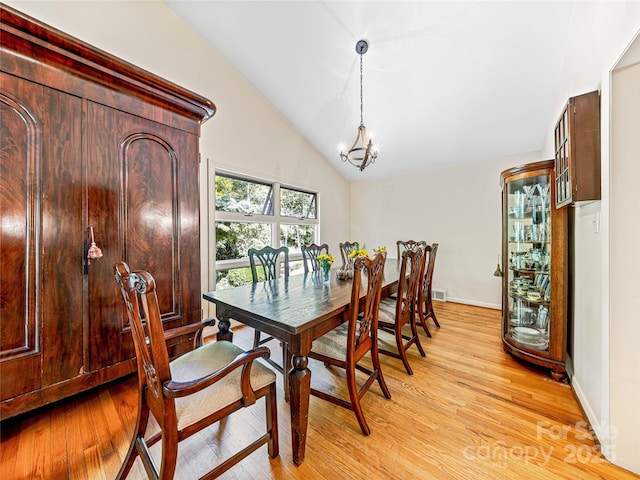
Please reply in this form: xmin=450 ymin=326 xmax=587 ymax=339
xmin=1 ymin=302 xmax=638 ymax=479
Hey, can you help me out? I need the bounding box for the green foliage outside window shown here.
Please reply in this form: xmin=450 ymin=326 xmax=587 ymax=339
xmin=280 ymin=224 xmax=315 ymax=253
xmin=215 ymin=174 xmax=273 ymax=215
xmin=215 ymin=222 xmax=271 ymax=261
xmin=280 ymin=187 xmax=316 ymax=219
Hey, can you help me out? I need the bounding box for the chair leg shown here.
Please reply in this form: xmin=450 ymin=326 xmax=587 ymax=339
xmin=252 ymin=329 xmax=262 ymax=348
xmin=158 ymin=429 xmax=179 ymax=480
xmin=410 ymin=318 xmax=426 ymax=358
xmin=421 ymin=318 xmax=432 ymax=337
xmin=371 ymin=345 xmax=392 ymax=400
xmin=346 ymin=362 xmax=370 ymax=436
xmin=396 ymin=328 xmax=413 ymax=376
xmin=283 ymin=344 xmax=290 ymax=402
xmin=266 ymin=382 xmax=279 ymax=458
xmin=430 ymin=305 xmax=441 ymax=328
xmin=417 ymin=300 xmax=432 ymax=338
xmin=116 ymin=387 xmax=150 ymax=480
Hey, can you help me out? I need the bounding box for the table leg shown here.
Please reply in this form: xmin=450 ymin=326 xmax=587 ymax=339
xmin=216 ymin=318 xmax=233 ymax=342
xmin=289 ymin=354 xmax=311 ymax=465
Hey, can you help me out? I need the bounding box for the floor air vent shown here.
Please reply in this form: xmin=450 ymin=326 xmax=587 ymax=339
xmin=432 ymin=289 xmax=447 ymax=302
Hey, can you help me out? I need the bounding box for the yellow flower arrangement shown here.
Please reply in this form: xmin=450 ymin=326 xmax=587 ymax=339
xmin=348 ymin=248 xmax=369 ymax=259
xmin=374 ymin=246 xmax=387 ymax=253
xmin=316 ymin=253 xmax=335 ymax=269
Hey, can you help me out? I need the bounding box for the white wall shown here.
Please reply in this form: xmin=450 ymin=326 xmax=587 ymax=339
xmin=610 ymin=59 xmax=640 ymax=473
xmin=5 ymin=0 xmax=351 ymax=316
xmin=538 ymin=2 xmax=640 ymax=473
xmin=351 ymin=150 xmax=540 ymax=309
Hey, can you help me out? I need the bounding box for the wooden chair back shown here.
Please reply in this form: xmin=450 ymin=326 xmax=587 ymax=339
xmin=396 ymin=239 xmax=427 ymax=259
xmin=395 ymin=248 xmax=425 ymax=330
xmin=248 ymin=245 xmax=289 ymax=282
xmin=350 ymin=252 xmax=387 ymax=358
xmin=301 ymin=243 xmax=329 ymax=273
xmin=114 ymin=263 xmax=171 ymax=424
xmin=417 ymin=243 xmax=441 ymax=335
xmin=339 ymin=241 xmax=359 ymax=268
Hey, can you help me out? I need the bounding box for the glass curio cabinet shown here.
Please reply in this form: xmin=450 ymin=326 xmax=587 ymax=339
xmin=500 ymin=160 xmax=568 ymax=381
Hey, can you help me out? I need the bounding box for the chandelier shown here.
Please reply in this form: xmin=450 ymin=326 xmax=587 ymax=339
xmin=340 ymin=39 xmax=378 ymax=172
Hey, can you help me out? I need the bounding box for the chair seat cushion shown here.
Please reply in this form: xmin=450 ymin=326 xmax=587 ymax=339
xmin=170 ymin=341 xmax=276 ymax=430
xmin=377 ymin=297 xmax=398 ymax=325
xmin=311 ymin=323 xmax=349 ymax=361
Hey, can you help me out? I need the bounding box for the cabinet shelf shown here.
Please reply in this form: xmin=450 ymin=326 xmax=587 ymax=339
xmin=509 ymin=267 xmax=549 ymax=275
xmin=509 ymin=292 xmax=550 ymax=306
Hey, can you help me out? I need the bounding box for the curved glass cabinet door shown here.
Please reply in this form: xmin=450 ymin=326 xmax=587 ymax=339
xmin=500 ymin=160 xmax=568 ymax=381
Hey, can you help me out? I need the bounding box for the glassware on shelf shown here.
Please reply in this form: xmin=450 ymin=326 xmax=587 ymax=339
xmin=513 ymin=191 xmax=525 ymax=218
xmin=522 ymin=185 xmax=536 ymax=212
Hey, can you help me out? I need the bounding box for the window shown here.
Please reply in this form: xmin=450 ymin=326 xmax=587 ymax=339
xmin=214 ymin=172 xmax=318 ymax=290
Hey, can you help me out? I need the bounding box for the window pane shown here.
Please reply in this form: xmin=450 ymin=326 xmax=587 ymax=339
xmin=216 ymin=222 xmax=272 ymax=260
xmin=216 ymin=267 xmax=254 ymax=290
xmin=280 ymin=224 xmax=316 ymax=254
xmin=215 ymin=174 xmax=273 ymax=215
xmin=289 ymin=260 xmax=305 ymax=276
xmin=280 ymin=187 xmax=316 ymax=219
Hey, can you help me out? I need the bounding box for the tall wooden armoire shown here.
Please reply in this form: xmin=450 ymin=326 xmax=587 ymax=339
xmin=0 ymin=4 xmax=215 ymax=419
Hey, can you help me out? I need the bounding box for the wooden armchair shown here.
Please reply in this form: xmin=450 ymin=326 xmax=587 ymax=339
xmin=339 ymin=241 xmax=359 ymax=268
xmin=416 ymin=243 xmax=441 ymax=337
xmin=377 ymin=247 xmax=426 ymax=375
xmin=114 ymin=262 xmax=278 ymax=479
xmin=248 ymin=246 xmax=290 ymax=399
xmin=308 ymin=252 xmax=391 ymax=435
xmin=301 ymin=243 xmax=329 ymax=273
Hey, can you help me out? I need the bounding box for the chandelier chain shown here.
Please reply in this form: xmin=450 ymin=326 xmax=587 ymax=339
xmin=359 ymin=53 xmax=364 ymax=127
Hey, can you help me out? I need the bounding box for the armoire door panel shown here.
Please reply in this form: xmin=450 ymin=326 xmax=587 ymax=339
xmin=85 ymin=102 xmax=201 ymax=372
xmin=40 ymin=87 xmax=84 ymax=386
xmin=0 ymin=72 xmax=83 ymax=400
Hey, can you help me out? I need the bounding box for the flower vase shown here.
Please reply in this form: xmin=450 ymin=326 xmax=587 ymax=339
xmin=322 ymin=264 xmax=331 ymax=284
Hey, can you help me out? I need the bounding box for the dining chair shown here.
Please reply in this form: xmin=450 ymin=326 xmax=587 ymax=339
xmin=416 ymin=243 xmax=441 ymax=337
xmin=113 ymin=262 xmax=278 ymax=480
xmin=301 ymin=243 xmax=329 ymax=273
xmin=377 ymin=247 xmax=426 ymax=375
xmin=339 ymin=241 xmax=359 ymax=268
xmin=308 ymin=252 xmax=391 ymax=436
xmin=390 ymin=240 xmax=427 ymax=301
xmin=396 ymin=239 xmax=427 ymax=259
xmin=248 ymin=245 xmax=290 ymax=399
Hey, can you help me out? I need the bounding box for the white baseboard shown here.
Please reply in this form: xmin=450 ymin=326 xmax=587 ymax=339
xmin=571 ymin=375 xmax=612 ymax=460
xmin=446 ymin=296 xmax=501 ymax=310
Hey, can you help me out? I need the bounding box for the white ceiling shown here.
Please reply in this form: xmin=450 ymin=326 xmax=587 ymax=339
xmin=165 ymin=1 xmax=575 ymax=182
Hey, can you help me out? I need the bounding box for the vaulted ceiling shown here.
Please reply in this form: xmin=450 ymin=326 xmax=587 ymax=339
xmin=166 ymin=1 xmax=575 ymax=182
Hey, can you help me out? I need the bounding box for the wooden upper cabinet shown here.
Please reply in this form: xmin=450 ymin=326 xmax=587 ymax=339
xmin=554 ymin=90 xmax=601 ymax=208
xmin=0 ymin=4 xmax=215 ymax=419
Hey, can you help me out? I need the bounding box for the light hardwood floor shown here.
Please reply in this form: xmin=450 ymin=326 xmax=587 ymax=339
xmin=1 ymin=302 xmax=638 ymax=479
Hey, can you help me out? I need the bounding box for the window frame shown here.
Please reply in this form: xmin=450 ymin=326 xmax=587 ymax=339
xmin=213 ymin=170 xmax=320 ymax=286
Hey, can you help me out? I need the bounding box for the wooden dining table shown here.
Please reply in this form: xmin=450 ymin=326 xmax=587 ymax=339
xmin=203 ymin=257 xmax=401 ymax=465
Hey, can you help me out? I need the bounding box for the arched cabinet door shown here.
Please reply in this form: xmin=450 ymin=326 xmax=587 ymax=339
xmin=0 ymin=72 xmax=83 ymax=401
xmin=85 ymin=102 xmax=201 ymax=373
